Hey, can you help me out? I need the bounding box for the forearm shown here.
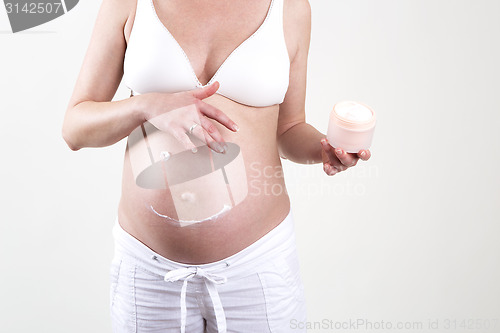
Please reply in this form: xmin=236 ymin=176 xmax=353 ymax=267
xmin=62 ymin=95 xmax=145 ymax=150
xmin=277 ymin=122 xmax=326 ymax=164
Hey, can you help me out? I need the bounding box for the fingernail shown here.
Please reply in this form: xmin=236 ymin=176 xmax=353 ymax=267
xmin=233 ymin=124 xmax=240 ymax=132
xmin=320 ymin=138 xmax=327 ymax=144
xmin=215 ymin=143 xmax=225 ymax=153
xmin=335 ymin=148 xmax=343 ymax=155
xmin=191 ymin=147 xmax=198 ymax=153
xmin=360 ymin=151 xmax=366 ymax=157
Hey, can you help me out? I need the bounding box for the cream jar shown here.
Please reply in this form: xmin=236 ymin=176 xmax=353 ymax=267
xmin=326 ymin=101 xmax=376 ymax=153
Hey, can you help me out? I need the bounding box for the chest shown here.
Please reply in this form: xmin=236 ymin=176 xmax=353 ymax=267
xmin=152 ymin=0 xmax=274 ymax=79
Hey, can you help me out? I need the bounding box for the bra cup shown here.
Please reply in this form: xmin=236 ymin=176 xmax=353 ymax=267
xmin=215 ymin=33 xmax=290 ymax=107
xmin=123 ymin=0 xmax=198 ymax=94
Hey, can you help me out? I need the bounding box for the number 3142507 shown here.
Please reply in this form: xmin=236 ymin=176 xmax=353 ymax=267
xmin=5 ymin=2 xmax=63 ymax=14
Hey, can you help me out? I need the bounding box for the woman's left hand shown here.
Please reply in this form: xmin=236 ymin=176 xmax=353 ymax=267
xmin=320 ymin=138 xmax=371 ymax=176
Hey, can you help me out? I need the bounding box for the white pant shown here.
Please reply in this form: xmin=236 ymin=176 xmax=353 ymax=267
xmin=110 ymin=209 xmax=307 ymax=333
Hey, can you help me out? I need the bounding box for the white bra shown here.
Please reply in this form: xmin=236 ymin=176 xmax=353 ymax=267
xmin=123 ymin=0 xmax=290 ymax=107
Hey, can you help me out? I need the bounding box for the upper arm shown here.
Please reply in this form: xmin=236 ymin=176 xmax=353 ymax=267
xmin=66 ymin=0 xmax=133 ymax=109
xmin=277 ymin=0 xmax=311 ymax=137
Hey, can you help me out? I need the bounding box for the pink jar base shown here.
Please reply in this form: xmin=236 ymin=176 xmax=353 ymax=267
xmin=326 ymin=124 xmax=375 ymax=154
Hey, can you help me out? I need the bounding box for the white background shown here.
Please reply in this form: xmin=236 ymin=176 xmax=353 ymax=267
xmin=1 ymin=0 xmax=499 ymax=332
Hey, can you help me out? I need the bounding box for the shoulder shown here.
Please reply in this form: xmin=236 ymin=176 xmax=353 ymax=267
xmin=283 ymin=0 xmax=311 ymax=61
xmin=96 ymin=0 xmax=136 ymax=28
xmin=284 ymin=0 xmax=311 ymax=27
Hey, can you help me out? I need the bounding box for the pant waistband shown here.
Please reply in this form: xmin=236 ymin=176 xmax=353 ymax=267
xmin=112 ymin=209 xmax=296 ymax=279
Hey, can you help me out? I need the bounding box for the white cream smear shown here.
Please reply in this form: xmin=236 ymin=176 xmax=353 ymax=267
xmin=335 ymin=101 xmax=373 ymax=122
xmin=150 ymin=204 xmax=232 ymax=227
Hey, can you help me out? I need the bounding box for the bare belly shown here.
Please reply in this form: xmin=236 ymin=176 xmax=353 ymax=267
xmin=117 ymin=93 xmax=291 ymax=264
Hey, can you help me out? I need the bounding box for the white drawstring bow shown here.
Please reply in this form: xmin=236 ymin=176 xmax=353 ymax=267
xmin=164 ymin=266 xmax=228 ymax=333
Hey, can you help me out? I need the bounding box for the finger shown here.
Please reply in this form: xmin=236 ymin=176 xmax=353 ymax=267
xmin=187 ymin=122 xmax=216 ymax=151
xmin=321 ymin=139 xmax=362 ymax=168
xmin=335 ymin=148 xmax=358 ymax=167
xmin=320 ymin=138 xmax=337 ymax=164
xmin=186 ymin=109 xmax=227 ymax=153
xmin=171 ymin=127 xmax=198 ymax=152
xmin=332 ymin=163 xmax=348 ymax=173
xmin=198 ymin=116 xmax=227 ymax=153
xmin=190 ymin=81 xmax=220 ymax=100
xmin=188 ymin=120 xmax=226 ymax=153
xmin=198 ymin=100 xmax=239 ymax=132
xmin=348 ymin=154 xmax=359 ymax=166
xmin=323 ymin=163 xmax=338 ymax=176
xmin=357 ymin=149 xmax=371 ymax=161
xmin=320 ymin=140 xmax=348 ymax=172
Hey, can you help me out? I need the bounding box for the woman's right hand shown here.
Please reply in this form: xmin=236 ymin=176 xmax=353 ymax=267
xmin=139 ymin=81 xmax=239 ymax=153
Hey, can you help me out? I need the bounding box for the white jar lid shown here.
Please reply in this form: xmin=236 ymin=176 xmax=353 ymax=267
xmin=335 ymin=101 xmax=373 ymax=122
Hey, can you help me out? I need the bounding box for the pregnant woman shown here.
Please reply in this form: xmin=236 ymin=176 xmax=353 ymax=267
xmin=62 ymin=0 xmax=371 ymax=331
